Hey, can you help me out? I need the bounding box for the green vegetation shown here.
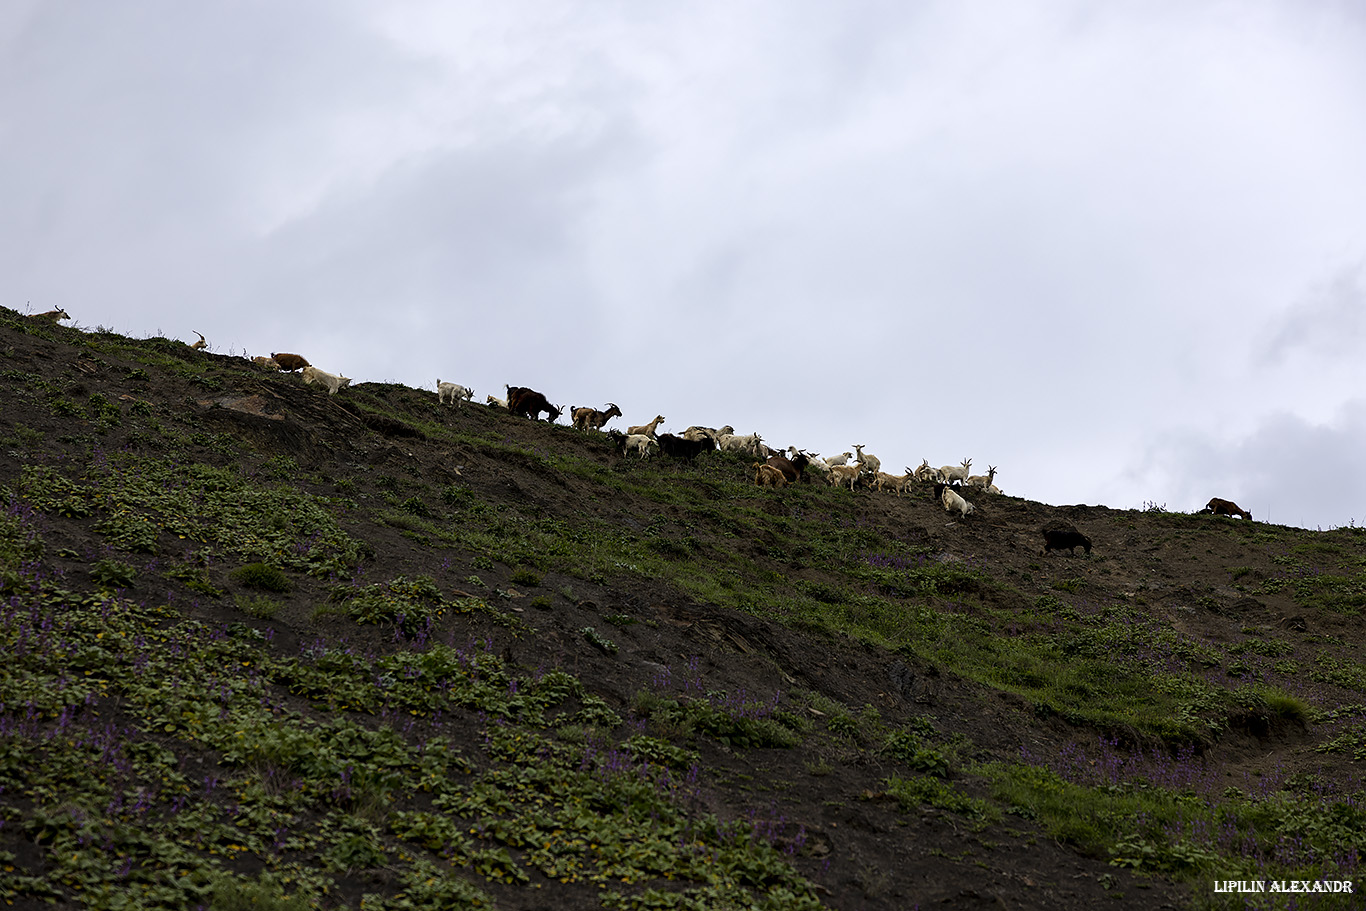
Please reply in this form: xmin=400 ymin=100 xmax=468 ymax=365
xmin=1 ymin=313 xmax=1364 ymax=908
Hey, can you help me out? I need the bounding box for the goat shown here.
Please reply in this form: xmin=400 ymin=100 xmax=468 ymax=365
xmin=657 ymin=432 xmax=716 ymax=461
xmin=827 ymin=464 xmax=860 ymax=491
xmin=623 ymin=433 xmax=657 ymax=459
xmin=190 ymin=331 xmax=207 ymax=350
xmin=913 ymin=459 xmax=941 ymax=483
xmin=966 ymin=465 xmax=998 ymax=491
xmin=852 ymin=444 xmax=881 ymax=477
xmin=1203 ymin=497 xmax=1252 ymax=520
xmin=271 ymin=352 xmax=311 ymax=373
xmin=572 ymin=403 xmax=622 ymax=431
xmin=803 ymin=455 xmax=831 ymax=479
xmin=718 ymin=432 xmax=765 ymax=458
xmin=486 ymin=395 xmax=508 ymax=410
xmin=937 ymin=483 xmax=975 ymax=519
xmin=764 ymin=450 xmax=810 ymax=484
xmin=251 ymin=355 xmax=280 ymax=370
xmin=627 ymin=415 xmax=665 ymax=438
xmin=29 ymin=308 xmax=70 ymax=322
xmin=507 ymin=386 xmax=562 ymax=422
xmin=938 ymin=458 xmax=973 ymax=486
xmin=753 ymin=463 xmax=788 ymax=488
xmin=824 ymin=451 xmax=855 ymax=467
xmin=301 ymin=365 xmax=352 ymax=395
xmin=437 ymin=380 xmax=474 ymax=405
xmin=1042 ymin=521 xmax=1091 ymax=555
xmin=682 ymin=425 xmax=732 ymax=443
xmin=874 ymin=469 xmax=914 ymax=496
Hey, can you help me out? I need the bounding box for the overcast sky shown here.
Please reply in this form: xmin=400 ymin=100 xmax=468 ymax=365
xmin=5 ymin=1 xmax=1366 ymax=529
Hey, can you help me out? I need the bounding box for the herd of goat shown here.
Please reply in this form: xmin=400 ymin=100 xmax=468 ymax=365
xmin=22 ymin=311 xmax=1257 ymax=548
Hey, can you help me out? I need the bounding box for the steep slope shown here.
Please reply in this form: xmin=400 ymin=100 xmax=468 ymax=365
xmin=1 ymin=309 xmax=1362 ymax=910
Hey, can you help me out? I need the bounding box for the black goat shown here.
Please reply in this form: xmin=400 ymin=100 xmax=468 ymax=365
xmin=1042 ymin=521 xmax=1091 ymax=555
xmin=656 ymin=433 xmax=716 ymax=461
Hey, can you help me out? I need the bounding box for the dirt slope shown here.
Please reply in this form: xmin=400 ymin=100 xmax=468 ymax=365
xmin=2 ymin=313 xmax=1362 ymax=910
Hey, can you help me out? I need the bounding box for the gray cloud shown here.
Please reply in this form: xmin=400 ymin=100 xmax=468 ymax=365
xmin=1123 ymin=402 xmax=1366 ymax=528
xmin=1259 ymin=262 xmax=1366 ymax=365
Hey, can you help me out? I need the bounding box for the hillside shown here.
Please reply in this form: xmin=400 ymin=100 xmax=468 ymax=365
xmin=1 ymin=308 xmax=1363 ymax=911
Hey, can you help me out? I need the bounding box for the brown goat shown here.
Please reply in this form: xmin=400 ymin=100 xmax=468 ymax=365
xmin=271 ymin=352 xmax=311 ymax=372
xmin=29 ymin=308 xmax=70 ymax=322
xmin=753 ymin=463 xmax=788 ymax=488
xmin=764 ymin=450 xmax=810 ymax=484
xmin=507 ymin=386 xmax=562 ymax=422
xmin=1203 ymin=497 xmax=1252 ymax=520
xmin=572 ymin=403 xmax=622 ymax=431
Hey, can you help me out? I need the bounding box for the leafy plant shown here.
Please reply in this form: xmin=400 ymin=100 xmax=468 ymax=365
xmin=229 ymin=561 xmax=292 ymax=592
xmin=90 ymin=558 xmax=136 ymax=590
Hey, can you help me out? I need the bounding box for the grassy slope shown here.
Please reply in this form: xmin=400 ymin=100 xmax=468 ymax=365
xmin=1 ymin=308 xmax=1363 ymax=910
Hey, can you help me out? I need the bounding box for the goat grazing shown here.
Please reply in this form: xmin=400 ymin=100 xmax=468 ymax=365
xmin=437 ymin=380 xmax=474 ymax=405
xmin=251 ymin=355 xmax=280 ymax=370
xmin=271 ymin=352 xmax=311 ymax=373
xmin=1203 ymin=498 xmax=1252 ymax=520
xmin=302 ymin=365 xmax=352 ymax=395
xmin=937 ymin=483 xmax=975 ymax=519
xmin=764 ymin=450 xmax=810 ymax=484
xmin=627 ymin=415 xmax=665 ymax=438
xmin=507 ymin=386 xmax=562 ymax=422
xmin=657 ymin=433 xmax=716 ymax=462
xmin=486 ymin=395 xmax=508 ymax=410
xmin=29 ymin=308 xmax=70 ymax=322
xmin=682 ymin=425 xmax=732 ymax=443
xmin=1042 ymin=521 xmax=1091 ymax=555
xmin=190 ymin=331 xmax=207 ymax=350
xmin=753 ymin=463 xmax=788 ymax=488
xmin=623 ymin=433 xmax=657 ymax=459
xmin=572 ymin=403 xmax=622 ymax=431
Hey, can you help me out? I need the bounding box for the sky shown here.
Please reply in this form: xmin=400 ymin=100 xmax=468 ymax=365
xmin=4 ymin=1 xmax=1366 ymax=529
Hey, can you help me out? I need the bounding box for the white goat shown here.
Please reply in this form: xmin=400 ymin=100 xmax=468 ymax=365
xmin=624 ymin=433 xmax=657 ymax=459
xmin=486 ymin=395 xmax=508 ymax=410
xmin=718 ymin=432 xmax=765 ymax=457
xmin=301 ymin=365 xmax=352 ymax=395
xmin=853 ymin=444 xmax=881 ymax=477
xmin=29 ymin=308 xmax=70 ymax=322
xmin=627 ymin=415 xmax=666 ymax=438
xmin=823 ymin=451 xmax=855 ymax=468
xmin=682 ymin=424 xmax=731 ymax=443
xmin=437 ymin=380 xmax=474 ymax=405
xmin=940 ymin=485 xmax=975 ymax=519
xmin=938 ymin=458 xmax=972 ymax=486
